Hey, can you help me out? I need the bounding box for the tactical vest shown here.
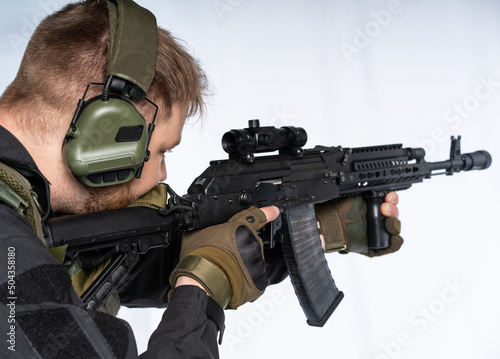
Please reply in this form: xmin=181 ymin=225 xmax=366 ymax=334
xmin=0 ymin=161 xmax=120 ymax=315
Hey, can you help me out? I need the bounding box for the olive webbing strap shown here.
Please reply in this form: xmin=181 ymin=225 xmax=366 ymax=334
xmin=0 ymin=163 xmax=44 ymax=242
xmin=0 ymin=162 xmax=70 ymax=264
xmin=0 ymin=161 xmax=119 ymax=314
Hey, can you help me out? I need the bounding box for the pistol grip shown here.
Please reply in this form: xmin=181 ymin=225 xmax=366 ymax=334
xmin=364 ymin=192 xmax=391 ymax=250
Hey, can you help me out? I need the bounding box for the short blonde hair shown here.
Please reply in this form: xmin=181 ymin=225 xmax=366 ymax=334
xmin=0 ymin=1 xmax=207 ymax=142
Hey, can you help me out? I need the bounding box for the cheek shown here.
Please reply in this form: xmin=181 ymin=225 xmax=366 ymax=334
xmin=159 ymin=156 xmax=167 ymax=181
xmin=139 ymin=155 xmax=164 ymax=184
xmin=129 ymin=156 xmax=167 ymax=199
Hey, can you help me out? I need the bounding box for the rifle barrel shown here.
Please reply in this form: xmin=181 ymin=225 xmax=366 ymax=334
xmin=428 ymin=150 xmax=491 ymax=174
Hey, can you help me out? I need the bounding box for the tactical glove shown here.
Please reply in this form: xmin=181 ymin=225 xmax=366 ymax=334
xmin=315 ymin=196 xmax=403 ymax=257
xmin=170 ymin=207 xmax=269 ymax=309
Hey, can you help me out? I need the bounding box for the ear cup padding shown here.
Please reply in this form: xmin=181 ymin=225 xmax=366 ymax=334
xmin=64 ymin=97 xmax=148 ymax=187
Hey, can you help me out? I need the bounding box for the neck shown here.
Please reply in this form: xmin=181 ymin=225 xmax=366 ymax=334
xmin=0 ymin=111 xmax=91 ymax=213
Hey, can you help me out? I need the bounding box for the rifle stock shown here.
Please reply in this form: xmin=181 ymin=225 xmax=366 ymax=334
xmin=45 ymin=120 xmax=491 ymax=326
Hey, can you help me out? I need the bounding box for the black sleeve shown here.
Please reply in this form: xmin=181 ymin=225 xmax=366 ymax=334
xmin=0 ymin=205 xmax=138 ymax=359
xmin=140 ymin=285 xmax=224 ymax=359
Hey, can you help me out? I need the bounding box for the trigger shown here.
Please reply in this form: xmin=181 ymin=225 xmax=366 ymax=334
xmin=268 ymin=213 xmax=282 ymax=249
xmin=260 ymin=213 xmax=282 ymax=249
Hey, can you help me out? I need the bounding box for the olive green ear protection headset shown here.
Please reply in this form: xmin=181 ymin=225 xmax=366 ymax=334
xmin=63 ymin=0 xmax=159 ymax=187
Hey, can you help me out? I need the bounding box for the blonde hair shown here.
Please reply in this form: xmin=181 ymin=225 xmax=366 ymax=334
xmin=0 ymin=1 xmax=207 ymax=143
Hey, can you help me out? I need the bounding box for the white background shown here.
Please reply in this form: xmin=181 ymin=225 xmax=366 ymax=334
xmin=1 ymin=1 xmax=499 ymax=358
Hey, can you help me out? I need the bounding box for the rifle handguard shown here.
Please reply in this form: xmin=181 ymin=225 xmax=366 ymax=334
xmin=170 ymin=255 xmax=232 ymax=309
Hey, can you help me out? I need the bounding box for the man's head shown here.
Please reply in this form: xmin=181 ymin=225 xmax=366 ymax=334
xmin=0 ymin=1 xmax=207 ymax=213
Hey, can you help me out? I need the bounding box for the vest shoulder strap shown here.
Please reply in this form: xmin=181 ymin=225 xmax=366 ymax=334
xmin=0 ymin=161 xmax=44 ymax=241
xmin=0 ymin=161 xmax=120 ymax=315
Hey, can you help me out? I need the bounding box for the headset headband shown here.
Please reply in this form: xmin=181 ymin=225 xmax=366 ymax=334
xmin=104 ymin=0 xmax=158 ymax=98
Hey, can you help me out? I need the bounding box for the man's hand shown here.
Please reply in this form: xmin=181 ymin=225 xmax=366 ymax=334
xmin=175 ymin=206 xmax=279 ymax=295
xmin=315 ymin=192 xmax=403 ymax=257
xmin=171 ymin=206 xmax=279 ymax=309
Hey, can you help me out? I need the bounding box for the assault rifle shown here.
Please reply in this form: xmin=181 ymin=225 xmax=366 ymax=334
xmin=45 ymin=120 xmax=492 ymax=327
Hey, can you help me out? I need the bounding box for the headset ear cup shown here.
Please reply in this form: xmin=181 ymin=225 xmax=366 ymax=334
xmin=63 ymin=96 xmax=149 ymax=187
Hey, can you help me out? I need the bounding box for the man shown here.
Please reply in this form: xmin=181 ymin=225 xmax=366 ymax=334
xmin=0 ymin=1 xmax=401 ymax=358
